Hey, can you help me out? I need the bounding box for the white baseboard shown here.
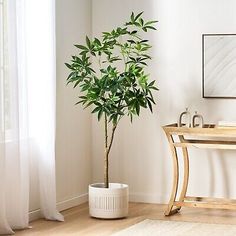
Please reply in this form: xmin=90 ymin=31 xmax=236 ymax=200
xmin=57 ymin=193 xmax=88 ymax=212
xmin=29 ymin=209 xmax=43 ymax=222
xmin=29 ymin=193 xmax=88 ymax=222
xmin=129 ymin=192 xmax=168 ymax=204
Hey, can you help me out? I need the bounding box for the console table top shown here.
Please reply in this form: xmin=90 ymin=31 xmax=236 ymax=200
xmin=163 ymin=123 xmax=236 ymax=137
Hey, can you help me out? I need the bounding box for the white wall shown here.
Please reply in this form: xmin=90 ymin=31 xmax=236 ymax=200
xmin=29 ymin=0 xmax=92 ymax=213
xmin=56 ymin=0 xmax=92 ymax=205
xmin=92 ymin=0 xmax=236 ymax=203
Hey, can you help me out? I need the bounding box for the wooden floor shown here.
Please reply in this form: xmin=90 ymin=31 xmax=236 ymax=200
xmin=15 ymin=202 xmax=236 ymax=235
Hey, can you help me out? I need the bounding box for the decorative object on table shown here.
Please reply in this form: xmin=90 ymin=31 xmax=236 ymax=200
xmin=178 ymin=108 xmax=191 ymax=127
xmin=65 ymin=12 xmax=158 ymax=219
xmin=202 ymin=34 xmax=236 ymax=99
xmin=163 ymin=123 xmax=236 ymax=217
xmin=192 ymin=111 xmax=204 ymax=128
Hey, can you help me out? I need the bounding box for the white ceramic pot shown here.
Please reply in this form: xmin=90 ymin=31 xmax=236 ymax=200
xmin=89 ymin=183 xmax=129 ymax=219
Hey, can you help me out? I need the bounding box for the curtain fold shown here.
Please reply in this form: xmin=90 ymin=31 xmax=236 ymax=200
xmin=25 ymin=0 xmax=64 ymax=222
xmin=0 ymin=0 xmax=29 ymax=234
xmin=0 ymin=0 xmax=64 ymax=234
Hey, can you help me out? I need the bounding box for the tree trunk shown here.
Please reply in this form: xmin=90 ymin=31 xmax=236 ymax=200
xmin=104 ymin=150 xmax=109 ymax=188
xmin=104 ymin=115 xmax=117 ymax=188
xmin=104 ymin=114 xmax=109 ymax=188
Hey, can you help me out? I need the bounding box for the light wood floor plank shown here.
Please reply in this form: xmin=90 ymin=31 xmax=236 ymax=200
xmin=15 ymin=202 xmax=236 ymax=235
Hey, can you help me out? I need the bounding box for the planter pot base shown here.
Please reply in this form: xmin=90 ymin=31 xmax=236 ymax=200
xmin=89 ymin=183 xmax=129 ymax=219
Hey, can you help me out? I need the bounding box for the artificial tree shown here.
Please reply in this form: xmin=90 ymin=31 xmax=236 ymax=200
xmin=66 ymin=12 xmax=158 ymax=188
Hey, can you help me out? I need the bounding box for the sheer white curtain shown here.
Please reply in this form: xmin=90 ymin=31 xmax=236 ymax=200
xmin=0 ymin=0 xmax=63 ymax=234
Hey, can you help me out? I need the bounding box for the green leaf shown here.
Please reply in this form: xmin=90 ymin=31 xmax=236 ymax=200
xmin=84 ymin=101 xmax=94 ymax=108
xmin=135 ymin=102 xmax=140 ymax=116
xmin=125 ymin=22 xmax=132 ymax=26
xmin=150 ymin=86 xmax=159 ymax=91
xmin=134 ymin=12 xmax=144 ymax=21
xmin=147 ymin=96 xmax=156 ymax=104
xmin=94 ymin=37 xmax=101 ymax=46
xmin=130 ymin=113 xmax=133 ymax=123
xmin=145 ymin=20 xmax=158 ymax=25
xmin=147 ymin=99 xmax=153 ymax=112
xmin=109 ymin=57 xmax=121 ymax=63
xmin=92 ymin=107 xmax=101 ymax=113
xmin=127 ymin=39 xmax=136 ymax=44
xmin=121 ymin=27 xmax=128 ymax=34
xmin=86 ymin=36 xmax=91 ymax=49
xmin=134 ymin=22 xmax=141 ymax=27
xmin=74 ymin=44 xmax=88 ymax=51
xmin=142 ymin=27 xmax=148 ymax=32
xmin=145 ymin=25 xmax=157 ymax=30
xmin=75 ymin=100 xmax=84 ymax=105
xmin=131 ymin=12 xmax=135 ymax=22
xmin=148 ymin=80 xmax=155 ymax=86
xmin=73 ymin=80 xmax=80 ymax=88
xmin=65 ymin=63 xmax=72 ymax=69
xmin=79 ymin=96 xmax=87 ymax=100
xmin=130 ymin=30 xmax=138 ymax=35
xmin=102 ymin=32 xmax=110 ymax=36
xmin=88 ymin=67 xmax=96 ymax=73
xmin=67 ymin=71 xmax=76 ymax=80
xmin=140 ymin=40 xmax=149 ymax=43
xmin=140 ymin=62 xmax=147 ymax=66
xmin=139 ymin=18 xmax=144 ymax=26
xmin=81 ymin=84 xmax=90 ymax=92
xmin=98 ymin=109 xmax=103 ymax=121
xmin=142 ymin=54 xmax=151 ymax=59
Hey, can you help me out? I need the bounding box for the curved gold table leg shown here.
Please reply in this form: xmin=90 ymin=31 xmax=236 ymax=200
xmin=178 ymin=135 xmax=190 ymax=208
xmin=164 ymin=133 xmax=180 ymax=216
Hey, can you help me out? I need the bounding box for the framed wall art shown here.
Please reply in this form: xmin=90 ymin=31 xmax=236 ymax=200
xmin=202 ymin=34 xmax=236 ymax=98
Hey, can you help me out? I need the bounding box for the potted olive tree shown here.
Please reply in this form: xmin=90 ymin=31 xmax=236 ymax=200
xmin=66 ymin=12 xmax=158 ymax=219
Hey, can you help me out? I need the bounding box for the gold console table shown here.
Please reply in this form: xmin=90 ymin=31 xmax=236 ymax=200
xmin=163 ymin=123 xmax=236 ymax=216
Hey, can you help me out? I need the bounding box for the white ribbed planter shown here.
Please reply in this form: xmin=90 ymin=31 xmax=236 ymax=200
xmin=89 ymin=183 xmax=129 ymax=219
